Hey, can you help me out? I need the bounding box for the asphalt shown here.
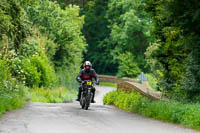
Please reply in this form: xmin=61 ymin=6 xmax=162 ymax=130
xmin=0 ymin=86 xmax=199 ymax=133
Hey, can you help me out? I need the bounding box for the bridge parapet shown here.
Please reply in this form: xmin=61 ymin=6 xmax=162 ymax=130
xmin=99 ymin=75 xmax=167 ymax=101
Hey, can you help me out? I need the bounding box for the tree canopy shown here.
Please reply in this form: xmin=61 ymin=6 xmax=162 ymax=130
xmin=80 ymin=0 xmax=154 ymax=76
xmin=145 ymin=0 xmax=200 ymax=101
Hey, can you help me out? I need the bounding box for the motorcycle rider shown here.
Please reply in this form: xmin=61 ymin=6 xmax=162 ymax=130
xmin=76 ymin=61 xmax=99 ymax=103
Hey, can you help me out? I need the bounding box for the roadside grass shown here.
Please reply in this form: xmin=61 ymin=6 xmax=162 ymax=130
xmin=0 ymin=87 xmax=77 ymax=118
xmin=30 ymin=87 xmax=77 ymax=103
xmin=0 ymin=85 xmax=26 ymax=118
xmin=99 ymin=82 xmax=117 ymax=88
xmin=0 ymin=60 xmax=27 ymax=118
xmin=0 ymin=95 xmax=26 ymax=118
xmin=103 ymin=90 xmax=200 ymax=131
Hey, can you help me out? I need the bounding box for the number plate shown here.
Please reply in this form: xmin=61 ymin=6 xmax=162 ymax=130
xmin=87 ymin=81 xmax=92 ymax=85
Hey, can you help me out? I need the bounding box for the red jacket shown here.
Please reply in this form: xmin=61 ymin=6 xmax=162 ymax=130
xmin=76 ymin=69 xmax=99 ymax=83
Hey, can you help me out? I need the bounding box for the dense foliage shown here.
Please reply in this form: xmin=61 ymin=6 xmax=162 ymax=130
xmin=0 ymin=0 xmax=86 ymax=114
xmin=0 ymin=59 xmax=26 ymax=117
xmin=0 ymin=0 xmax=31 ymax=51
xmin=80 ymin=0 xmax=154 ymax=75
xmin=0 ymin=0 xmax=31 ymax=115
xmin=25 ymin=0 xmax=86 ymax=89
xmin=26 ymin=1 xmax=86 ymax=68
xmin=145 ymin=0 xmax=200 ymax=101
xmin=117 ymin=52 xmax=141 ymax=78
xmin=81 ymin=0 xmax=112 ymax=74
xmin=61 ymin=0 xmax=200 ymax=101
xmin=104 ymin=90 xmax=200 ymax=130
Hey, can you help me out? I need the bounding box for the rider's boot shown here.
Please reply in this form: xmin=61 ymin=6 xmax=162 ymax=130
xmin=76 ymin=87 xmax=81 ymax=101
xmin=91 ymin=90 xmax=96 ymax=103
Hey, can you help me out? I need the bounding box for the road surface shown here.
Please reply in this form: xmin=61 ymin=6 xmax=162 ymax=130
xmin=0 ymin=86 xmax=199 ymax=133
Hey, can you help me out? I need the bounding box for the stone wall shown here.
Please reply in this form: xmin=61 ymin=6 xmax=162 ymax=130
xmin=99 ymin=75 xmax=167 ymax=101
xmin=117 ymin=81 xmax=167 ymax=101
xmin=98 ymin=75 xmax=121 ymax=83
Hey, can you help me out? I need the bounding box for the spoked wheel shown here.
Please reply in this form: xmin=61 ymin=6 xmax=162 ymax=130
xmin=84 ymin=91 xmax=91 ymax=110
xmin=84 ymin=102 xmax=89 ymax=110
xmin=80 ymin=94 xmax=85 ymax=109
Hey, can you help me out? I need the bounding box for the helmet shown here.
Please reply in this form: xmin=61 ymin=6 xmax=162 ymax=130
xmin=84 ymin=61 xmax=92 ymax=67
xmin=84 ymin=61 xmax=92 ymax=72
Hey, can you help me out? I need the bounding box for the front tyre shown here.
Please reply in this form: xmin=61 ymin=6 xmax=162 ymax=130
xmin=84 ymin=90 xmax=91 ymax=110
xmin=80 ymin=93 xmax=85 ymax=109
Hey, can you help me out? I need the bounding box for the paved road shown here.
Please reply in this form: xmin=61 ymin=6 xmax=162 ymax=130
xmin=0 ymin=86 xmax=199 ymax=133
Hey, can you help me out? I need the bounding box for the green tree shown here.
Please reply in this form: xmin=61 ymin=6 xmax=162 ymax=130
xmin=106 ymin=0 xmax=154 ymax=72
xmin=26 ymin=1 xmax=86 ymax=69
xmin=0 ymin=0 xmax=31 ymax=53
xmin=117 ymin=52 xmax=141 ymax=78
xmin=81 ymin=0 xmax=154 ymax=75
xmin=80 ymin=0 xmax=112 ymax=74
xmin=145 ymin=0 xmax=200 ymax=100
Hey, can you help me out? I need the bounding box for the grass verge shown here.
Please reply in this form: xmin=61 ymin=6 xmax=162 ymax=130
xmin=0 ymin=95 xmax=26 ymax=117
xmin=0 ymin=85 xmax=26 ymax=118
xmin=103 ymin=90 xmax=200 ymax=131
xmin=0 ymin=87 xmax=77 ymax=118
xmin=30 ymin=87 xmax=77 ymax=103
xmin=99 ymin=82 xmax=117 ymax=87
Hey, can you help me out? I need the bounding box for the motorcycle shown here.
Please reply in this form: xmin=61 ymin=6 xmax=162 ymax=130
xmin=80 ymin=80 xmax=94 ymax=110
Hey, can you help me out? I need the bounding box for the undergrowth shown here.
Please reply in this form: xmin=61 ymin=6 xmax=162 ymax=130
xmin=30 ymin=87 xmax=77 ymax=103
xmin=104 ymin=90 xmax=200 ymax=131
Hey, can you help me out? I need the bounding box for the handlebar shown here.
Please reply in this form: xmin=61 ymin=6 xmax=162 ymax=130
xmin=81 ymin=80 xmax=99 ymax=85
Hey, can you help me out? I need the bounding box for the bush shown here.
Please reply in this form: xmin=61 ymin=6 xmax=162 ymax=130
xmin=30 ymin=55 xmax=57 ymax=88
xmin=0 ymin=59 xmax=11 ymax=83
xmin=10 ymin=57 xmax=41 ymax=87
xmin=17 ymin=31 xmax=58 ymax=61
xmin=145 ymin=73 xmax=158 ymax=91
xmin=182 ymin=104 xmax=200 ymax=130
xmin=17 ymin=38 xmax=40 ymax=58
xmin=104 ymin=90 xmax=144 ymax=112
xmin=10 ymin=54 xmax=57 ymax=88
xmin=117 ymin=52 xmax=141 ymax=78
xmin=104 ymin=90 xmax=200 ymax=131
xmin=103 ymin=91 xmax=118 ymax=105
xmin=0 ymin=59 xmax=26 ymax=117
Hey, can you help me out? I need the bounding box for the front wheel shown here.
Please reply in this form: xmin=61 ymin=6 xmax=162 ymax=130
xmin=84 ymin=90 xmax=91 ymax=110
xmin=80 ymin=93 xmax=85 ymax=109
xmin=82 ymin=104 xmax=85 ymax=109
